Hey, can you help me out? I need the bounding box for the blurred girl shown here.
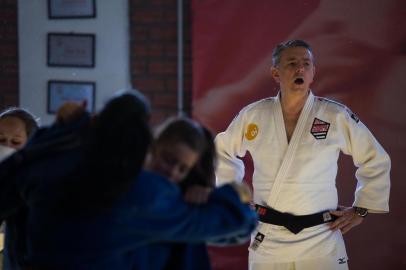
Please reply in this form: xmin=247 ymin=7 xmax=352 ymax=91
xmin=137 ymin=117 xmax=250 ymax=270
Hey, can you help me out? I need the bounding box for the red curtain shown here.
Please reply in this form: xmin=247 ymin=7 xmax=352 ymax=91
xmin=192 ymin=0 xmax=406 ymax=269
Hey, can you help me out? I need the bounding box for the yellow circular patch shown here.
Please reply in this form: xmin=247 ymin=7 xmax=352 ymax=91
xmin=245 ymin=123 xmax=259 ymax=140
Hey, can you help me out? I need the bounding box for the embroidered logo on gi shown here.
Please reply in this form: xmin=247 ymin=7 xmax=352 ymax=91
xmin=250 ymin=232 xmax=265 ymax=251
xmin=245 ymin=123 xmax=259 ymax=141
xmin=323 ymin=212 xmax=332 ymax=222
xmin=346 ymin=108 xmax=360 ymax=123
xmin=310 ymin=118 xmax=330 ymax=139
xmin=338 ymin=257 xmax=348 ymax=264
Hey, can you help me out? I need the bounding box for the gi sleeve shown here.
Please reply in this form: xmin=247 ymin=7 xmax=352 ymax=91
xmin=129 ymin=173 xmax=258 ymax=244
xmin=215 ymin=111 xmax=248 ymax=185
xmin=339 ymin=109 xmax=391 ymax=213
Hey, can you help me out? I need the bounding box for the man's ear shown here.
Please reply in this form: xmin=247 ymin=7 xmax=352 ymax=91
xmin=309 ymin=66 xmax=316 ymax=84
xmin=271 ymin=66 xmax=280 ymax=83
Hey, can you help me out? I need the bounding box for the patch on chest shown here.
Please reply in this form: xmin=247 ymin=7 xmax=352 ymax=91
xmin=310 ymin=118 xmax=330 ymax=139
xmin=245 ymin=123 xmax=259 ymax=140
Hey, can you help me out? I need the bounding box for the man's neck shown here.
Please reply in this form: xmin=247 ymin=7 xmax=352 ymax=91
xmin=280 ymin=89 xmax=309 ymax=116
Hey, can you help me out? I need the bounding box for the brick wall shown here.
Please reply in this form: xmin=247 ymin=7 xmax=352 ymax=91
xmin=0 ymin=0 xmax=19 ymax=110
xmin=129 ymin=0 xmax=192 ymax=125
xmin=0 ymin=0 xmax=191 ymax=124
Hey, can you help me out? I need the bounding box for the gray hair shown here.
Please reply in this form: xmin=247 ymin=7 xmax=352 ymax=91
xmin=272 ymin=39 xmax=313 ymax=66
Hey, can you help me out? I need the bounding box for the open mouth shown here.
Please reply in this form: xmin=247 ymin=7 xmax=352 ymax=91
xmin=294 ymin=78 xmax=304 ymax=85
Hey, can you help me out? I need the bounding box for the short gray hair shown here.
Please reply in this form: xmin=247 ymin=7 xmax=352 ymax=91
xmin=272 ymin=39 xmax=313 ymax=66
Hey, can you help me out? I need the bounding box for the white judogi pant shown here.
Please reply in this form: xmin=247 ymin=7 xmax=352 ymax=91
xmin=249 ymin=237 xmax=349 ymax=270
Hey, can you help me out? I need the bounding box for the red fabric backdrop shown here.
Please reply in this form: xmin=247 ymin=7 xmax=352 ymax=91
xmin=192 ymin=0 xmax=406 ymax=269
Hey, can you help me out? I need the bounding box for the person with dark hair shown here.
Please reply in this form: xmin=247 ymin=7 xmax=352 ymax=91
xmin=0 ymin=91 xmax=257 ymax=270
xmin=53 ymin=90 xmax=152 ymax=213
xmin=215 ymin=40 xmax=391 ymax=269
xmin=146 ymin=117 xmax=215 ymax=186
xmin=168 ymin=124 xmax=219 ymax=270
xmin=134 ymin=117 xmax=224 ymax=270
xmin=0 ymin=90 xmax=152 ymax=270
xmin=0 ymin=107 xmax=39 ymax=150
xmin=0 ymin=107 xmax=38 ymax=269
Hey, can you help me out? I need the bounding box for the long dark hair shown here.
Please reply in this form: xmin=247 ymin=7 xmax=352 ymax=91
xmin=172 ymin=122 xmax=217 ymax=192
xmin=181 ymin=126 xmax=216 ymax=190
xmin=59 ymin=91 xmax=152 ymax=213
xmin=87 ymin=91 xmax=151 ymax=181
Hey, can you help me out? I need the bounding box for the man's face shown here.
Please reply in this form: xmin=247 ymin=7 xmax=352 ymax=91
xmin=271 ymin=46 xmax=315 ymax=93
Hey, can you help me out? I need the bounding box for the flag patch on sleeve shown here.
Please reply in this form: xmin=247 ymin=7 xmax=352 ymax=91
xmin=346 ymin=108 xmax=360 ymax=123
xmin=311 ymin=118 xmax=330 ymax=139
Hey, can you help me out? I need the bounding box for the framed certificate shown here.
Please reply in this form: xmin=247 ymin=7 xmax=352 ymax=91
xmin=48 ymin=0 xmax=96 ymax=19
xmin=47 ymin=33 xmax=95 ymax=68
xmin=47 ymin=80 xmax=96 ymax=114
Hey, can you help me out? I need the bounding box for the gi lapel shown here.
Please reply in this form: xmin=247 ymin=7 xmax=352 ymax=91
xmin=267 ymin=92 xmax=315 ymax=208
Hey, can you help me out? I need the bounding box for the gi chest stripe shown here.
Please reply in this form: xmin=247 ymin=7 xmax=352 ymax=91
xmin=310 ymin=118 xmax=330 ymax=139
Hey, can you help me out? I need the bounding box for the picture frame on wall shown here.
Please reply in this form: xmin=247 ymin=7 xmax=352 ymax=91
xmin=47 ymin=80 xmax=96 ymax=114
xmin=47 ymin=33 xmax=95 ymax=68
xmin=48 ymin=0 xmax=96 ymax=19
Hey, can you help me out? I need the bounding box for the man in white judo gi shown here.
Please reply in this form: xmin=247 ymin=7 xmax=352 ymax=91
xmin=215 ymin=40 xmax=391 ymax=270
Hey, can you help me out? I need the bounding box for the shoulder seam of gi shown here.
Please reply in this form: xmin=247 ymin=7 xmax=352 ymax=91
xmin=241 ymin=97 xmax=276 ymax=115
xmin=316 ymin=96 xmax=346 ymax=109
xmin=315 ymin=96 xmax=360 ymax=123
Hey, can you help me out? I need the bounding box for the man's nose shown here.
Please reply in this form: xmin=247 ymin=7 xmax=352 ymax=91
xmin=296 ymin=65 xmax=305 ymax=73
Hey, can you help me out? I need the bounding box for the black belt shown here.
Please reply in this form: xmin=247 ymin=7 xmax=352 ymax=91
xmin=255 ymin=204 xmax=337 ymax=234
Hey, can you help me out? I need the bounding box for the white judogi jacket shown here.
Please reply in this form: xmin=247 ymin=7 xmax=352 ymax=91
xmin=215 ymin=91 xmax=391 ymax=262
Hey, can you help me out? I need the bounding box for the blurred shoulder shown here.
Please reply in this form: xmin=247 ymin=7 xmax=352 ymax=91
xmin=240 ymin=97 xmax=278 ymax=115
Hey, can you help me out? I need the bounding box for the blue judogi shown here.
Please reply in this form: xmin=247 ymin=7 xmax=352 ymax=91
xmin=1 ymin=115 xmax=90 ymax=270
xmin=25 ymin=170 xmax=253 ymax=269
xmin=0 ymin=116 xmax=257 ymax=270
